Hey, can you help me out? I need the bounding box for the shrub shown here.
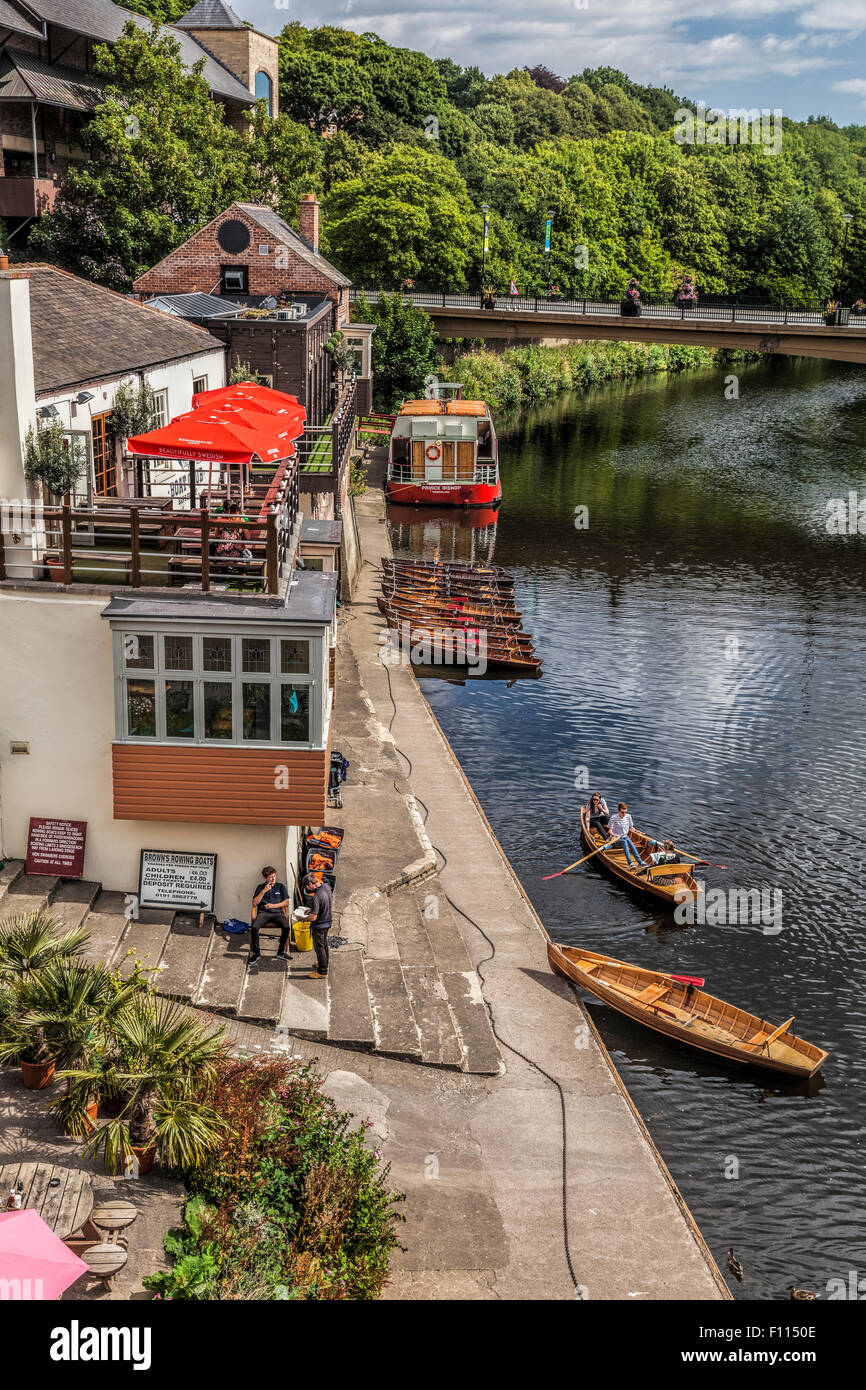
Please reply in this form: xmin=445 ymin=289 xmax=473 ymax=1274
xmin=144 ymin=1055 xmax=405 ymax=1300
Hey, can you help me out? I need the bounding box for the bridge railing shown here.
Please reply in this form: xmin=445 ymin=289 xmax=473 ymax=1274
xmin=349 ymin=288 xmax=856 ymax=328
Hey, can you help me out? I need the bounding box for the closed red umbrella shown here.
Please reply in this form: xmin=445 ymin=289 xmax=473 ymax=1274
xmin=0 ymin=1208 xmax=88 ymax=1300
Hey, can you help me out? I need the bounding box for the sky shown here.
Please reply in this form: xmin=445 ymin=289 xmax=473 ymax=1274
xmin=240 ymin=0 xmax=866 ymax=125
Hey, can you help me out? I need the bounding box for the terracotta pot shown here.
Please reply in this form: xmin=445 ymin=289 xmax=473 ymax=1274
xmin=122 ymin=1145 xmax=156 ymax=1176
xmin=20 ymin=1057 xmax=56 ymax=1089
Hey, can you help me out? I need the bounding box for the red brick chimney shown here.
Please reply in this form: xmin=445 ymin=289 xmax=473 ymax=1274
xmin=299 ymin=194 xmax=319 ymax=253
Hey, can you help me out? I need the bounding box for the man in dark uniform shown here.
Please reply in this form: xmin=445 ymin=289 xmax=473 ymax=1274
xmin=248 ymin=866 xmax=291 ymax=963
xmin=302 ymin=873 xmax=332 ymax=978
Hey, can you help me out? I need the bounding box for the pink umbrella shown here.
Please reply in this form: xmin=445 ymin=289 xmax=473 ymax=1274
xmin=0 ymin=1208 xmax=88 ymax=1300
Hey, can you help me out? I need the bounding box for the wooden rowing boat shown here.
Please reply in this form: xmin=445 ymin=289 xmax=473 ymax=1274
xmin=579 ymin=806 xmax=702 ymax=907
xmin=547 ymin=943 xmax=828 ymax=1078
xmin=378 ymin=596 xmax=524 ymax=624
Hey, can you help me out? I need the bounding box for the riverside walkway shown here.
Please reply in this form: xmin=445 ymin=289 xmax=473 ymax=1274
xmin=350 ymin=289 xmax=866 ymax=363
xmin=323 ymin=452 xmax=728 ymax=1300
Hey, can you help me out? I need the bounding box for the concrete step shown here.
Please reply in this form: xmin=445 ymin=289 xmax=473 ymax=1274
xmin=327 ymin=945 xmax=375 ymax=1045
xmin=157 ymin=912 xmax=214 ymax=1001
xmin=0 ymin=873 xmax=60 ymax=919
xmin=278 ymin=972 xmax=328 ymax=1039
xmin=387 ymin=886 xmax=438 ymax=970
xmin=195 ymin=928 xmax=247 ymax=1015
xmin=79 ymin=890 xmax=131 ymax=967
xmin=0 ymin=860 xmax=25 ymax=909
xmin=48 ymin=880 xmax=101 ymax=934
xmin=402 ymin=964 xmax=463 ymax=1068
xmin=364 ymin=959 xmax=422 ymax=1058
xmin=410 ymin=880 xmax=474 ymax=974
xmin=115 ymin=909 xmax=174 ymax=981
xmin=237 ymin=952 xmax=288 ymax=1024
xmin=443 ymin=971 xmax=502 ymax=1075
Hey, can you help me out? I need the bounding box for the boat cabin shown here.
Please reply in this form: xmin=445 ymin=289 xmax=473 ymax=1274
xmin=387 ymin=399 xmax=500 ymax=506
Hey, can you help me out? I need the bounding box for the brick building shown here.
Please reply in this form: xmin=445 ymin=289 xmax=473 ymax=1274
xmin=0 ymin=0 xmax=276 ymax=237
xmin=134 ymin=198 xmax=375 ymax=423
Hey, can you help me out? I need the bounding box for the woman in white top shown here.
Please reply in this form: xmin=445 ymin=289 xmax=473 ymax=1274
xmin=607 ymin=802 xmax=642 ymax=868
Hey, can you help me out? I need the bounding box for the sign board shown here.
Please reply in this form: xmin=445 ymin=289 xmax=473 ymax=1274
xmin=26 ymin=818 xmax=87 ymax=878
xmin=138 ymin=850 xmax=217 ymax=912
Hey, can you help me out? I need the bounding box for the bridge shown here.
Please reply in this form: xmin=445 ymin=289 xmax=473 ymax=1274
xmin=349 ymin=290 xmax=866 ymax=365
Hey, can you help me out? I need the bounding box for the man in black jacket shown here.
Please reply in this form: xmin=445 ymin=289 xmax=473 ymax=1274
xmin=248 ymin=866 xmax=291 ymax=963
xmin=302 ymin=873 xmax=332 ymax=978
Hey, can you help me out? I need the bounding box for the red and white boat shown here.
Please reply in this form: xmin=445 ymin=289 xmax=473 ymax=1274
xmin=386 ymin=397 xmax=501 ymax=508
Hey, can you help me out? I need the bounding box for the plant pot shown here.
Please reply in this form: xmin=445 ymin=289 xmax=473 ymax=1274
xmin=63 ymin=1095 xmax=99 ymax=1136
xmin=44 ymin=554 xmax=74 ymax=582
xmin=620 ymin=300 xmax=641 ymax=317
xmin=122 ymin=1145 xmax=156 ymax=1176
xmin=20 ymin=1057 xmax=56 ymax=1090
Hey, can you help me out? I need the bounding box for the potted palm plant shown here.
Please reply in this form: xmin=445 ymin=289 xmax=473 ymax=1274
xmin=63 ymin=995 xmax=226 ymax=1175
xmin=0 ymin=912 xmax=89 ymax=1089
xmin=825 ymin=299 xmax=840 ymax=326
xmin=19 ymin=961 xmax=139 ymax=1134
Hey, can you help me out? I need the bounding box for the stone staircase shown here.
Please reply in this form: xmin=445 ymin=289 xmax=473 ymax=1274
xmin=0 ymin=860 xmax=501 ymax=1074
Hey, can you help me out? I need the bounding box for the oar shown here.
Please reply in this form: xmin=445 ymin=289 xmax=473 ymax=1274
xmin=542 ymin=836 xmax=621 ymax=881
xmin=646 ymin=837 xmax=728 ymax=869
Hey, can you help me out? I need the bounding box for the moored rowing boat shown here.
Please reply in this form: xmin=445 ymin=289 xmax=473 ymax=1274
xmin=547 ymin=943 xmax=828 ymax=1077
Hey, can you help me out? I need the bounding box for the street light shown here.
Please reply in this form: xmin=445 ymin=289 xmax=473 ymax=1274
xmin=545 ymin=210 xmax=554 ymax=296
xmin=481 ymin=204 xmax=490 ymax=294
xmin=838 ymin=212 xmax=854 ymax=303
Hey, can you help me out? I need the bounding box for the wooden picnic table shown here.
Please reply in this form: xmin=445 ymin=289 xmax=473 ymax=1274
xmin=0 ymin=1161 xmax=93 ymax=1240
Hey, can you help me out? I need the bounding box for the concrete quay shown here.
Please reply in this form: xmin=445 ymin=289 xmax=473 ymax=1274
xmin=316 ymin=459 xmax=729 ymax=1300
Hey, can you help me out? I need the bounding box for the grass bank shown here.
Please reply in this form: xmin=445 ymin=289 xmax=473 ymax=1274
xmin=447 ymin=340 xmax=752 ymax=411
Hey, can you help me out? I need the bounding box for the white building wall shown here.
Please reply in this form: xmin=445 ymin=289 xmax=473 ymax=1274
xmin=0 ymin=589 xmax=298 ymax=922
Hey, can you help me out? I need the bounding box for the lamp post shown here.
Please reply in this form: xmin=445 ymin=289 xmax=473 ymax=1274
xmin=481 ymin=204 xmax=489 ymax=295
xmin=837 ymin=212 xmax=853 ymax=303
xmin=544 ymin=210 xmax=554 ymax=297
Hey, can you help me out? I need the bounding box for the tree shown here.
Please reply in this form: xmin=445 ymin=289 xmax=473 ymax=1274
xmin=525 ymin=65 xmax=567 ymax=94
xmin=29 ymin=22 xmax=244 ymax=289
xmin=23 ymin=421 xmax=86 ymax=496
xmin=323 ymin=146 xmax=477 ymax=287
xmin=355 ymin=292 xmax=438 ymax=410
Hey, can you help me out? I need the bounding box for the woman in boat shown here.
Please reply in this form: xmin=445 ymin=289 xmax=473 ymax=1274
xmin=586 ymin=792 xmax=610 ymax=837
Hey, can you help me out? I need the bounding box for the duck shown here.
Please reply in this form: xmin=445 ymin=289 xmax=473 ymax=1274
xmin=790 ymin=1287 xmax=817 ymax=1300
xmin=727 ymin=1248 xmax=744 ymax=1282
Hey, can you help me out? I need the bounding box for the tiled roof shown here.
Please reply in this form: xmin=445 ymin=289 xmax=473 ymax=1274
xmin=15 ymin=1 xmax=254 ymax=105
xmin=0 ymin=48 xmax=105 ymax=110
xmin=19 ymin=265 xmax=224 ymax=394
xmin=0 ymin=1 xmax=43 ymax=40
xmin=175 ymin=0 xmax=244 ymax=28
xmin=235 ymin=204 xmax=352 ymax=289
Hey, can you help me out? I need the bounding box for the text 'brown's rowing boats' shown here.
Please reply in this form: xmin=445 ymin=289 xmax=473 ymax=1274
xmin=579 ymin=805 xmax=702 ymax=907
xmin=548 ymin=943 xmax=828 ymax=1078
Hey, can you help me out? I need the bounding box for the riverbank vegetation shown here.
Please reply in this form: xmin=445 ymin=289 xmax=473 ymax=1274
xmin=30 ymin=16 xmax=866 ymax=305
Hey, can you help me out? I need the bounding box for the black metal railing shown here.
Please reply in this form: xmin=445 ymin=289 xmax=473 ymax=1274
xmin=349 ymin=288 xmax=863 ymax=329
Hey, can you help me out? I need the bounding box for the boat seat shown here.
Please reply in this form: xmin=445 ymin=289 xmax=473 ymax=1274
xmin=634 ymin=982 xmax=671 ymax=1006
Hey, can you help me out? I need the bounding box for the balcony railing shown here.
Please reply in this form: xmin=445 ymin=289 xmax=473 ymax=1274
xmin=0 ymin=459 xmax=301 ymax=597
xmin=297 ymin=377 xmax=357 ymax=494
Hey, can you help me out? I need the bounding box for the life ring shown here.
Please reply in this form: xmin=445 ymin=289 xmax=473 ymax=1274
xmin=425 ymin=444 xmax=442 ymax=461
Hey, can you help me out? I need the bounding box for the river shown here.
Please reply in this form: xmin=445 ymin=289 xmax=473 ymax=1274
xmin=387 ymin=356 xmax=866 ymax=1301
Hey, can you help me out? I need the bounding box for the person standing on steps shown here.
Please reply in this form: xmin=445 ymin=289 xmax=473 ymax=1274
xmin=302 ymin=873 xmax=332 ymax=978
xmin=248 ymin=866 xmax=291 ymax=964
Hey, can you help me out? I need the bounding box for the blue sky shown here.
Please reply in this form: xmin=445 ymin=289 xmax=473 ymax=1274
xmin=240 ymin=0 xmax=866 ymax=125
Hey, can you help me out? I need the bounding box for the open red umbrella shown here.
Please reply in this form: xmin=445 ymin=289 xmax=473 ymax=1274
xmin=0 ymin=1208 xmax=88 ymax=1300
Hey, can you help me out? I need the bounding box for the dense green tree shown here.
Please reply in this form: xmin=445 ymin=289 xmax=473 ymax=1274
xmin=354 ymin=292 xmax=439 ymax=409
xmin=29 ymin=22 xmax=243 ymax=288
xmin=323 ymin=146 xmax=478 ymax=287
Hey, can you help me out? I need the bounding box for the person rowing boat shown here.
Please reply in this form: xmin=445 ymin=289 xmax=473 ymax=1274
xmin=607 ymin=802 xmax=642 ymax=869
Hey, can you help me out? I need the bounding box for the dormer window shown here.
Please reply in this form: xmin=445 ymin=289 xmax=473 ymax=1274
xmin=220 ymin=265 xmax=248 ymax=294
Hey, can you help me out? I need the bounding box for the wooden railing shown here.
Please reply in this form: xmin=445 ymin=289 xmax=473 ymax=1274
xmin=0 ymin=487 xmax=300 ymax=596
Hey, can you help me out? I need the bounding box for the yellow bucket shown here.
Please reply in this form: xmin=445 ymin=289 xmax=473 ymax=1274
xmin=293 ymin=917 xmax=313 ymax=953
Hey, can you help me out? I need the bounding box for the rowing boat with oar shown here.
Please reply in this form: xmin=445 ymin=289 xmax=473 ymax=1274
xmin=547 ymin=943 xmax=828 ymax=1078
xmin=379 ymin=607 xmax=535 ymax=648
xmin=579 ymin=806 xmax=702 ymax=907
